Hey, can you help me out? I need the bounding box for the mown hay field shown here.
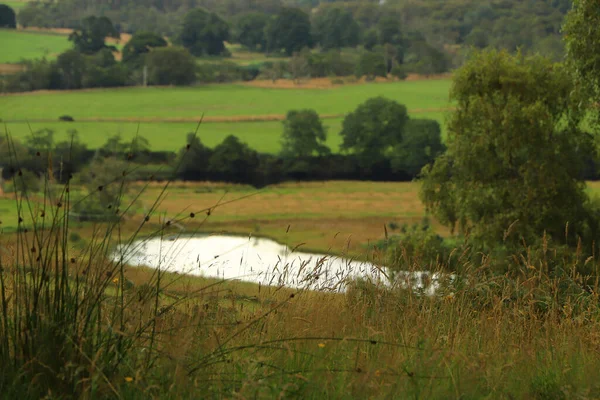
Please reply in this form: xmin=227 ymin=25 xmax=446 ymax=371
xmin=1 ymin=79 xmax=451 ymax=152
xmin=3 ymin=0 xmax=30 ymax=10
xmin=0 ymin=29 xmax=73 ymax=63
xmin=1 ymin=80 xmax=452 ymax=120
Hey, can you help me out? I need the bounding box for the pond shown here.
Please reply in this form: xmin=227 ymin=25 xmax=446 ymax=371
xmin=116 ymin=234 xmax=447 ymax=294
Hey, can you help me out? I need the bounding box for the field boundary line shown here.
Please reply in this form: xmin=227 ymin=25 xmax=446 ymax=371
xmin=2 ymin=108 xmax=455 ymax=124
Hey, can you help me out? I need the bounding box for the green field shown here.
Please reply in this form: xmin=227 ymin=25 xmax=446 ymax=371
xmin=0 ymin=29 xmax=72 ymax=63
xmin=1 ymin=80 xmax=451 ymax=152
xmin=3 ymin=111 xmax=447 ymax=152
xmin=3 ymin=1 xmax=30 ymax=10
xmin=1 ymin=81 xmax=451 ymax=120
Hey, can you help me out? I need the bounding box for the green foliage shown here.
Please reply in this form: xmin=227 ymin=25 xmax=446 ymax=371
xmin=340 ymin=96 xmax=408 ymax=169
xmin=354 ymin=50 xmax=386 ymax=80
xmin=420 ymin=49 xmax=596 ymax=252
xmin=281 ymin=109 xmax=329 ymax=158
xmin=179 ymin=8 xmax=229 ymax=56
xmin=232 ymin=12 xmax=269 ymax=51
xmin=122 ymin=31 xmax=168 ymax=66
xmin=4 ymin=169 xmax=41 ymax=194
xmin=176 ymin=133 xmax=212 ymax=180
xmin=0 ymin=3 xmax=16 ymax=28
xmin=68 ymin=15 xmax=119 ymax=55
xmin=312 ymin=6 xmax=361 ymax=50
xmin=146 ymin=46 xmax=196 ymax=85
xmin=391 ymin=118 xmax=445 ymax=177
xmin=266 ymin=7 xmax=312 ymax=56
xmin=376 ymin=220 xmax=455 ymax=272
xmin=208 ymin=135 xmax=259 ymax=182
xmin=56 ymin=49 xmax=86 ymax=89
xmin=564 ymin=0 xmax=600 ymax=123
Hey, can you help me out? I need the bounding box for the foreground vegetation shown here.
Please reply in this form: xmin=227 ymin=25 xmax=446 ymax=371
xmin=2 ymin=168 xmax=600 ymax=399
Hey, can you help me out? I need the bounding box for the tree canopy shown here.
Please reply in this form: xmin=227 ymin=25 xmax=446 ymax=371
xmin=0 ymin=4 xmax=16 ymax=29
xmin=145 ymin=46 xmax=197 ymax=85
xmin=179 ymin=8 xmax=229 ymax=56
xmin=280 ymin=109 xmax=329 ymax=158
xmin=122 ymin=32 xmax=168 ymax=66
xmin=232 ymin=12 xmax=269 ymax=51
xmin=312 ymin=7 xmax=361 ymax=50
xmin=69 ymin=16 xmax=120 ymax=55
xmin=266 ymin=7 xmax=312 ymax=55
xmin=340 ymin=97 xmax=408 ymax=169
xmin=420 ymin=49 xmax=596 ymax=250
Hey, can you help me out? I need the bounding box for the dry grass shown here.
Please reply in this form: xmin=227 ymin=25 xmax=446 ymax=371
xmin=129 ymin=181 xmax=445 ymax=255
xmin=244 ymin=74 xmax=452 ymax=89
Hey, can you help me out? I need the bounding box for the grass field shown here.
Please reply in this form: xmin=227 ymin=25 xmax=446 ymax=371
xmin=1 ymin=80 xmax=451 ymax=152
xmin=3 ymin=0 xmax=30 ymax=10
xmin=3 ymin=111 xmax=447 ymax=152
xmin=0 ymin=29 xmax=72 ymax=63
xmin=1 ymin=80 xmax=452 ymax=120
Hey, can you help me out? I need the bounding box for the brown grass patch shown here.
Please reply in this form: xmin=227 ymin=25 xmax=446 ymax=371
xmin=17 ymin=27 xmax=132 ymax=45
xmin=244 ymin=74 xmax=452 ymax=89
xmin=0 ymin=63 xmax=26 ymax=74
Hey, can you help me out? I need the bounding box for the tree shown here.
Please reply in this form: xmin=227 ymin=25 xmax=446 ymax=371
xmin=122 ymin=32 xmax=168 ymax=66
xmin=266 ymin=7 xmax=312 ymax=56
xmin=232 ymin=12 xmax=269 ymax=51
xmin=312 ymin=7 xmax=360 ymax=50
xmin=208 ymin=135 xmax=259 ymax=183
xmin=340 ymin=97 xmax=408 ymax=168
xmin=420 ymin=50 xmax=595 ymax=250
xmin=56 ymin=50 xmax=86 ymax=89
xmin=280 ymin=109 xmax=329 ymax=158
xmin=176 ymin=133 xmax=213 ymax=181
xmin=363 ymin=29 xmax=378 ymax=51
xmin=391 ymin=119 xmax=445 ymax=177
xmin=376 ymin=15 xmax=405 ymax=65
xmin=0 ymin=4 xmax=16 ymax=29
xmin=179 ymin=8 xmax=229 ymax=56
xmin=146 ymin=47 xmax=196 ymax=85
xmin=69 ymin=16 xmax=120 ymax=55
xmin=354 ymin=50 xmax=386 ymax=80
xmin=564 ymin=0 xmax=600 ymax=122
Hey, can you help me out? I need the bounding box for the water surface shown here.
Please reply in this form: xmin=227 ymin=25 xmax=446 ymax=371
xmin=117 ymin=234 xmax=445 ymax=294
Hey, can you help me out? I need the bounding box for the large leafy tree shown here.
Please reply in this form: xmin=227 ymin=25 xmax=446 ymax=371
xmin=146 ymin=46 xmax=196 ymax=85
xmin=564 ymin=0 xmax=600 ymax=123
xmin=232 ymin=12 xmax=269 ymax=51
xmin=377 ymin=15 xmax=404 ymax=63
xmin=122 ymin=32 xmax=168 ymax=66
xmin=266 ymin=7 xmax=312 ymax=56
xmin=340 ymin=97 xmax=408 ymax=169
xmin=179 ymin=8 xmax=229 ymax=56
xmin=69 ymin=16 xmax=120 ymax=55
xmin=420 ymin=50 xmax=596 ymax=250
xmin=312 ymin=7 xmax=360 ymax=50
xmin=280 ymin=109 xmax=329 ymax=158
xmin=0 ymin=4 xmax=16 ymax=28
xmin=208 ymin=135 xmax=259 ymax=183
xmin=391 ymin=119 xmax=445 ymax=177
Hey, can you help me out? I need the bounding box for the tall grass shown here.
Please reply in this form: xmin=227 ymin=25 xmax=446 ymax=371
xmin=1 ymin=129 xmax=600 ymax=399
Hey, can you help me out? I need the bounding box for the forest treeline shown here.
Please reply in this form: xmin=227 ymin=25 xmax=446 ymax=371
xmin=14 ymin=0 xmax=569 ymax=63
xmin=0 ymin=0 xmax=570 ymax=92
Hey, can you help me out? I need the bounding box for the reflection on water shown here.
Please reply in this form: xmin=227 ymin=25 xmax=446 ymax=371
xmin=115 ymin=234 xmax=448 ymax=294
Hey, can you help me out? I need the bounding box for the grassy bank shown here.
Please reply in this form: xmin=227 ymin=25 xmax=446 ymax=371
xmin=1 ymin=174 xmax=599 ymax=399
